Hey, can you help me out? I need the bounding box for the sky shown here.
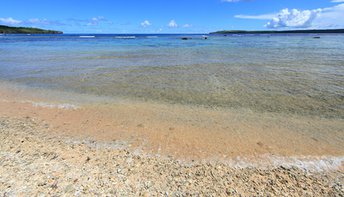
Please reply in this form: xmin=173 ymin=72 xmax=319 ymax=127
xmin=0 ymin=0 xmax=344 ymax=33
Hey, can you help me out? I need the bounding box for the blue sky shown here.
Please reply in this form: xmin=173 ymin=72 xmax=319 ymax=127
xmin=1 ymin=0 xmax=344 ymax=33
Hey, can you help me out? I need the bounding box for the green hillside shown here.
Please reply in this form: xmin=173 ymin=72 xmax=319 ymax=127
xmin=0 ymin=25 xmax=63 ymax=34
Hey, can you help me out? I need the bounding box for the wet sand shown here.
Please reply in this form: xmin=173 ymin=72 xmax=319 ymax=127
xmin=0 ymin=82 xmax=343 ymax=161
xmin=1 ymin=82 xmax=344 ymax=195
xmin=1 ymin=117 xmax=343 ymax=196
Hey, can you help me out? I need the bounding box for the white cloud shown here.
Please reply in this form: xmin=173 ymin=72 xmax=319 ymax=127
xmin=313 ymin=3 xmax=344 ymax=28
xmin=0 ymin=17 xmax=22 ymax=25
xmin=168 ymin=20 xmax=178 ymax=28
xmin=332 ymin=0 xmax=344 ymax=2
xmin=27 ymin=18 xmax=50 ymax=25
xmin=235 ymin=14 xmax=276 ymax=20
xmin=87 ymin=16 xmax=106 ymax=26
xmin=140 ymin=20 xmax=151 ymax=27
xmin=0 ymin=17 xmax=65 ymax=27
xmin=183 ymin=24 xmax=192 ymax=28
xmin=266 ymin=8 xmax=321 ymax=28
xmin=235 ymin=3 xmax=344 ymax=29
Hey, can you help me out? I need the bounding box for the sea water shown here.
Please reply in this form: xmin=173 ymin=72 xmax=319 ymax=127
xmin=0 ymin=34 xmax=343 ymax=118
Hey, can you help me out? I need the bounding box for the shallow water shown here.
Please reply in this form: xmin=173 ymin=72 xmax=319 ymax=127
xmin=0 ymin=34 xmax=343 ymax=118
xmin=0 ymin=33 xmax=344 ymax=160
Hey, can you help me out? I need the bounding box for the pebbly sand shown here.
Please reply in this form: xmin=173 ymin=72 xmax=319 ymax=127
xmin=1 ymin=117 xmax=343 ymax=196
xmin=0 ymin=83 xmax=343 ymax=196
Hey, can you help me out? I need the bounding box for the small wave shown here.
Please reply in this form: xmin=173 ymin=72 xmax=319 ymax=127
xmin=223 ymin=155 xmax=344 ymax=172
xmin=61 ymin=134 xmax=344 ymax=172
xmin=146 ymin=36 xmax=158 ymax=38
xmin=79 ymin=36 xmax=95 ymax=38
xmin=115 ymin=36 xmax=136 ymax=39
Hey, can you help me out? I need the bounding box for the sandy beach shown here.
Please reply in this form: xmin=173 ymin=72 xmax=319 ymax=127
xmin=1 ymin=117 xmax=343 ymax=196
xmin=1 ymin=31 xmax=344 ymax=195
xmin=1 ymin=83 xmax=344 ymax=159
xmin=0 ymin=82 xmax=343 ymax=196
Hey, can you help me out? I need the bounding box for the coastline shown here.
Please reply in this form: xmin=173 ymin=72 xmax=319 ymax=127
xmin=1 ymin=82 xmax=343 ymax=159
xmin=1 ymin=116 xmax=343 ymax=196
xmin=0 ymin=82 xmax=343 ymax=195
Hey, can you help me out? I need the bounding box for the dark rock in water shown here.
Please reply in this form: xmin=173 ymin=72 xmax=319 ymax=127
xmin=181 ymin=37 xmax=191 ymax=40
xmin=202 ymin=35 xmax=208 ymax=39
xmin=313 ymin=36 xmax=321 ymax=39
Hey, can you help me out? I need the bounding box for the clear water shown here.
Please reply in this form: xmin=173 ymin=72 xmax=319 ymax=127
xmin=0 ymin=34 xmax=343 ymax=118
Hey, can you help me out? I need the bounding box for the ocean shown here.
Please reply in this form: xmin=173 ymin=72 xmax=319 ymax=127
xmin=0 ymin=33 xmax=343 ymax=162
xmin=1 ymin=33 xmax=343 ymax=118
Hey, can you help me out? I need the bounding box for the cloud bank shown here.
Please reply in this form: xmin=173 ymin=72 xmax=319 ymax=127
xmin=0 ymin=17 xmax=64 ymax=27
xmin=235 ymin=3 xmax=344 ymax=29
xmin=266 ymin=8 xmax=321 ymax=28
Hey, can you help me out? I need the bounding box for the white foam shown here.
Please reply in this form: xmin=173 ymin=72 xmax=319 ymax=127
xmin=63 ymin=136 xmax=344 ymax=172
xmin=223 ymin=154 xmax=344 ymax=172
xmin=0 ymin=98 xmax=79 ymax=110
xmin=115 ymin=36 xmax=136 ymax=39
xmin=79 ymin=36 xmax=95 ymax=38
xmin=30 ymin=102 xmax=79 ymax=110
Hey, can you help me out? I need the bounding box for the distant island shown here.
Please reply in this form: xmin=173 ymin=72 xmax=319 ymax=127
xmin=0 ymin=25 xmax=63 ymax=34
xmin=210 ymin=29 xmax=344 ymax=34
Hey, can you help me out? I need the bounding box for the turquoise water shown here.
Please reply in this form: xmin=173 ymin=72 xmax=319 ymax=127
xmin=0 ymin=34 xmax=343 ymax=118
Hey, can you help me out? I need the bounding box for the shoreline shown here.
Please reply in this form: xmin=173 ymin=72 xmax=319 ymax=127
xmin=1 ymin=116 xmax=343 ymax=195
xmin=0 ymin=81 xmax=343 ymax=195
xmin=0 ymin=82 xmax=343 ymax=160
